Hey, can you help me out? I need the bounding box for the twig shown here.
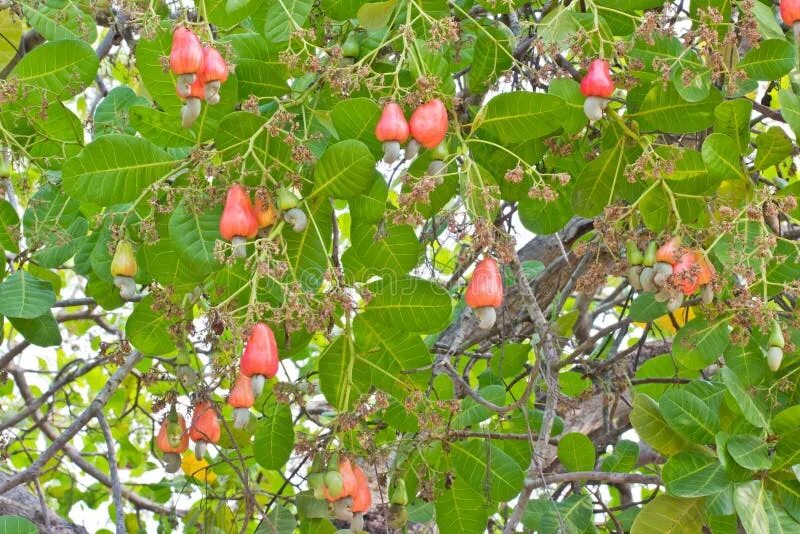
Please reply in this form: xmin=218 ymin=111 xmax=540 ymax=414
xmin=527 ymin=471 xmax=660 ymax=490
xmin=96 ymin=411 xmax=125 ymax=534
xmin=32 ymin=478 xmax=51 ymax=534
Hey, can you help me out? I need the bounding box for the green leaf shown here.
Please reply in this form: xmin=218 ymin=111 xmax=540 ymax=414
xmin=8 ymin=312 xmax=62 ymax=347
xmin=125 ymin=295 xmax=177 ymax=356
xmin=357 ymin=0 xmax=398 ymax=31
xmin=0 ymin=199 xmax=20 ymax=253
xmin=548 ymin=78 xmax=586 ymax=135
xmin=476 ymin=92 xmax=564 ymax=143
xmin=0 ymin=270 xmax=56 ymax=319
xmin=571 ymin=139 xmax=631 ymax=218
xmin=634 ymin=83 xmax=722 ymax=134
xmin=719 ymin=367 xmax=769 ymax=429
xmin=206 ymin=0 xmax=266 ymax=28
xmin=774 ymin=430 xmax=800 ymax=470
xmin=772 ymin=406 xmax=800 ymax=436
xmin=349 ymin=173 xmax=387 ymax=224
xmin=284 ymin=199 xmax=332 ymax=291
xmin=343 ymin=223 xmax=422 ymax=282
xmin=557 ymin=432 xmax=596 ymax=472
xmin=601 ymin=440 xmax=639 ymax=473
xmin=226 ymin=33 xmax=290 ymax=98
xmin=630 ymin=495 xmax=704 ymax=534
xmin=640 ymin=184 xmax=670 ymax=232
xmin=629 ymin=293 xmax=668 ymax=322
xmin=630 ymin=394 xmax=690 ymax=455
xmin=94 ymin=86 xmax=150 ymax=138
xmin=663 ymin=451 xmax=729 ymax=498
xmin=214 ymin=111 xmax=291 ymax=179
xmin=467 ymin=22 xmax=514 ymax=94
xmin=253 ymin=399 xmax=294 ymax=470
xmin=735 ymin=480 xmax=800 ymax=534
xmin=331 ymin=98 xmax=383 ymax=157
xmin=263 ymin=0 xmax=314 ymax=43
xmin=362 ymin=276 xmax=452 ymax=334
xmin=778 ymin=89 xmax=800 ymax=139
xmin=136 ymin=26 xmax=182 ymax=112
xmin=138 ymin=238 xmax=207 ymax=296
xmin=129 ymin=105 xmax=197 ymax=148
xmin=434 ymin=476 xmax=491 ymax=534
xmin=450 ymin=439 xmax=523 ymax=502
xmin=168 ymin=200 xmax=222 ymax=277
xmin=21 ymin=0 xmax=97 ymax=42
xmin=0 ymin=516 xmax=38 ymax=534
xmin=255 ymin=504 xmax=297 ymax=534
xmin=312 ymin=140 xmax=375 ymax=198
xmin=318 ymin=334 xmax=362 ymax=410
xmin=23 ymin=184 xmax=86 ymax=268
xmin=702 ymin=133 xmax=748 ymax=181
xmin=713 ymin=99 xmax=753 ymax=155
xmin=672 ymin=317 xmax=730 ymax=370
xmin=755 ymin=127 xmax=792 ymax=170
xmin=739 ymin=39 xmax=795 ymax=81
xmin=10 ymin=39 xmax=99 ymax=99
xmin=740 ymin=0 xmax=785 ymax=40
xmin=727 ymin=435 xmax=772 ymax=470
xmin=62 ymin=135 xmax=176 ymax=205
xmin=451 ymin=385 xmax=506 ymax=429
xmin=659 ymin=388 xmax=719 ymax=443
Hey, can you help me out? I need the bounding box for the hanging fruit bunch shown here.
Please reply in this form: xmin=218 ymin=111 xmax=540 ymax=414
xmin=277 ymin=187 xmax=307 ymax=232
xmin=110 ymin=239 xmax=137 ymax=300
xmin=626 ymin=237 xmax=715 ymax=311
xmin=767 ymin=320 xmax=786 ymax=372
xmin=219 ymin=184 xmax=259 ymax=259
xmin=465 ymin=257 xmax=504 ymax=329
xmin=580 ymin=59 xmax=615 ymax=121
xmin=240 ymin=323 xmax=280 ymax=397
xmin=169 ymin=26 xmax=229 ymax=128
xmin=308 ymin=453 xmax=372 ymax=531
xmin=155 ymin=407 xmax=189 ymax=473
xmin=188 ymin=400 xmax=221 ymax=459
xmin=228 ymin=373 xmax=254 ymax=429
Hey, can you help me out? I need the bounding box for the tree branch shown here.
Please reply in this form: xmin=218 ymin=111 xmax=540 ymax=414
xmin=96 ymin=411 xmax=125 ymax=534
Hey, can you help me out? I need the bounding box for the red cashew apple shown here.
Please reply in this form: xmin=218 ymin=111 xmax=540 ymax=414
xmin=781 ymin=0 xmax=800 ymax=38
xmin=189 ymin=401 xmax=220 ymax=460
xmin=580 ymin=59 xmax=614 ymax=121
xmin=219 ymin=184 xmax=259 ymax=258
xmin=199 ymin=46 xmax=228 ymax=105
xmin=350 ymin=464 xmax=372 ymax=513
xmin=170 ymin=27 xmax=204 ymax=98
xmin=375 ymin=102 xmax=410 ymax=164
xmin=228 ymin=373 xmax=255 ymax=429
xmin=156 ymin=411 xmax=189 ymax=473
xmin=240 ymin=323 xmax=279 ymax=396
xmin=110 ymin=240 xmax=138 ymax=300
xmin=407 ymin=99 xmax=448 ymax=159
xmin=465 ymin=257 xmax=504 ymax=329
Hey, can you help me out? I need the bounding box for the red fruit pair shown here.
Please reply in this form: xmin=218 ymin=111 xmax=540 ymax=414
xmin=580 ymin=59 xmax=614 ymax=121
xmin=655 ymin=237 xmax=715 ymax=304
xmin=465 ymin=257 xmax=504 ymax=329
xmin=189 ymin=401 xmax=220 ymax=460
xmin=240 ymin=323 xmax=280 ymax=397
xmin=324 ymin=458 xmax=372 ymax=514
xmin=156 ymin=409 xmax=189 ymax=473
xmin=170 ymin=27 xmax=229 ymax=128
xmin=228 ymin=373 xmax=255 ymax=429
xmin=375 ymin=99 xmax=448 ymax=163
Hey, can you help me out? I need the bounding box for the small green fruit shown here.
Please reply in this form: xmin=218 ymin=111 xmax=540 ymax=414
xmin=277 ymin=188 xmax=299 ymax=210
xmin=342 ymin=32 xmax=360 ymax=58
xmin=388 ymin=503 xmax=408 ymax=529
xmin=324 ymin=470 xmax=344 ymax=499
xmin=769 ymin=320 xmax=785 ymax=349
xmin=643 ymin=241 xmax=657 ymax=267
xmin=390 ymin=478 xmax=408 ymax=506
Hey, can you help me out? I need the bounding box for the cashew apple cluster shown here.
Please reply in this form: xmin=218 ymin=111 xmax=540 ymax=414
xmin=626 ymin=237 xmax=715 ymax=312
xmin=169 ymin=26 xmax=230 ymax=128
xmin=374 ymin=99 xmax=448 ymax=176
xmin=156 ymin=399 xmax=221 ymax=469
xmin=580 ymin=59 xmax=615 ymax=121
xmin=219 ymin=184 xmax=303 ymax=259
xmin=307 ymin=453 xmax=373 ymax=531
xmin=465 ymin=257 xmax=504 ymax=329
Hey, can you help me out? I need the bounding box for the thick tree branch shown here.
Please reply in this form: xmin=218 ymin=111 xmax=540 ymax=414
xmin=529 ymin=471 xmax=660 ymax=490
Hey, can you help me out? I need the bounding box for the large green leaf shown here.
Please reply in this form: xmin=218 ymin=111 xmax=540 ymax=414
xmin=138 ymin=238 xmax=207 ymax=296
xmin=571 ymin=138 xmax=630 ymax=217
xmin=727 ymin=435 xmax=772 ymax=471
xmin=600 ymin=440 xmax=639 ymax=473
xmin=672 ymin=317 xmax=730 ymax=370
xmin=467 ymin=22 xmax=514 ymax=94
xmin=631 ymin=495 xmax=704 ymax=534
xmin=23 ymin=184 xmax=86 ymax=268
xmin=125 ymin=295 xmax=176 ymax=356
xmin=225 ymin=33 xmax=290 ymax=98
xmin=206 ymin=0 xmax=266 ymax=28
xmin=262 ymin=0 xmax=314 ymax=42
xmin=284 ymin=199 xmax=332 ymax=291
xmin=557 ymin=432 xmax=596 ymax=472
xmin=343 ymin=223 xmax=421 ymax=282
xmin=136 ymin=25 xmax=182 ymax=112
xmin=451 ymin=385 xmax=507 ymax=429
xmin=0 ymin=516 xmax=38 ymax=534
xmin=253 ymin=399 xmax=295 ymax=470
xmin=774 ymin=430 xmax=800 ymax=470
xmin=0 ymin=270 xmax=56 ymax=319
xmin=312 ymin=140 xmax=375 ymax=199
xmin=129 ymin=105 xmax=197 ymax=148
xmin=713 ymin=99 xmax=753 ymax=155
xmin=755 ymin=127 xmax=793 ymax=170
xmin=475 ymin=92 xmax=564 ymax=143
xmin=0 ymin=199 xmax=20 ymax=253
xmin=62 ymin=135 xmax=175 ymax=205
xmin=630 ymin=394 xmax=690 ymax=455
xmin=450 ymin=439 xmax=523 ymax=502
xmin=735 ymin=480 xmax=800 ymax=534
xmin=214 ymin=111 xmax=292 ymax=180
xmin=331 ymin=98 xmax=383 ymax=158
xmin=719 ymin=367 xmax=769 ymax=429
xmin=663 ymin=451 xmax=729 ymax=498
xmin=779 ymin=89 xmax=800 ymax=139
xmin=94 ymin=86 xmax=150 ymax=138
xmin=702 ymin=133 xmax=748 ymax=181
xmin=434 ymin=476 xmax=491 ymax=534
xmin=634 ymin=83 xmax=722 ymax=134
xmin=318 ymin=333 xmax=362 ymax=410
xmin=362 ymin=276 xmax=452 ymax=334
xmin=21 ymin=0 xmax=97 ymax=42
xmin=739 ymin=39 xmax=795 ymax=81
xmin=8 ymin=312 xmax=62 ymax=347
xmin=10 ymin=39 xmax=98 ymax=99
xmin=659 ymin=388 xmax=719 ymax=443
xmin=168 ymin=200 xmax=222 ymax=277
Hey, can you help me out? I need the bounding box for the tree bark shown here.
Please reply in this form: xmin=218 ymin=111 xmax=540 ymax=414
xmin=0 ymin=472 xmax=89 ymax=533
